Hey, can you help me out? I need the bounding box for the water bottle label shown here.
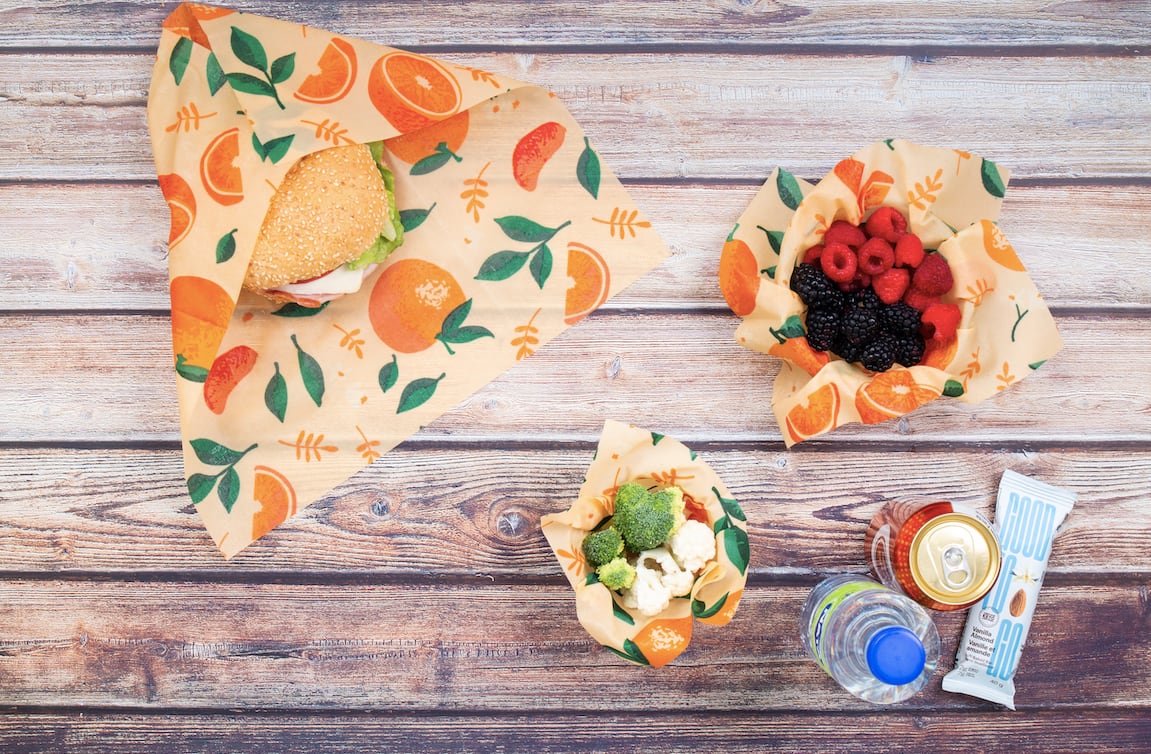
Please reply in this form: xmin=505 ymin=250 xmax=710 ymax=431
xmin=807 ymin=579 xmax=883 ymax=675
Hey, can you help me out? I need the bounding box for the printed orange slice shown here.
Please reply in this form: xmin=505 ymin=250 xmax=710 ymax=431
xmin=199 ymin=127 xmax=243 ymax=206
xmin=981 ymin=219 xmax=1025 ymax=271
xmin=769 ymin=337 xmax=830 ymax=377
xmin=368 ymin=52 xmax=462 ymax=133
xmin=170 ymin=275 xmax=233 ymax=371
xmin=294 ymin=37 xmax=358 ymax=104
xmin=785 ymin=382 xmax=841 ymax=444
xmin=718 ymin=235 xmax=759 ymax=317
xmin=157 ymin=173 xmax=196 ymax=248
xmin=383 ymin=110 xmax=470 ymax=165
xmin=251 ymin=465 xmax=298 ymax=541
xmin=564 ymin=242 xmax=611 ymax=325
xmin=633 ymin=615 xmax=693 ymax=668
xmin=854 ymin=368 xmax=941 ymax=425
xmin=162 ymin=4 xmax=235 ymax=48
xmin=921 ymin=335 xmax=959 ymax=371
xmin=368 ymin=258 xmax=465 ymax=353
xmin=696 ymin=588 xmax=744 ymax=627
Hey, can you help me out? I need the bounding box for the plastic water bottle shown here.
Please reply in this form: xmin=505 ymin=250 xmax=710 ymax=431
xmin=799 ymin=574 xmax=940 ymax=704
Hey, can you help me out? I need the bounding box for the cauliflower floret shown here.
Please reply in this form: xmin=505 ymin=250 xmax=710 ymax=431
xmin=668 ymin=519 xmax=716 ymax=574
xmin=622 ymin=545 xmax=697 ymax=615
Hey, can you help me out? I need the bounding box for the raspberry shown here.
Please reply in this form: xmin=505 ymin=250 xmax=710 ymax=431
xmin=820 ymin=242 xmax=857 ymax=283
xmin=802 ymin=244 xmax=825 ymax=265
xmin=921 ymin=302 xmax=962 ymax=342
xmin=790 ymin=263 xmax=843 ymax=309
xmin=911 ymin=253 xmax=954 ymax=296
xmin=858 ymin=237 xmax=895 ymax=276
xmin=879 ymin=302 xmax=922 ymax=337
xmin=865 ymin=206 xmax=908 ymax=243
xmin=841 ymin=302 xmax=880 ymax=345
xmin=804 ymin=307 xmax=840 ymax=352
xmin=824 ymin=220 xmax=867 ymax=248
xmin=872 ymin=266 xmax=911 ymax=305
xmin=903 ymin=288 xmax=941 ymax=312
xmin=895 ymin=233 xmax=926 ymax=268
xmin=860 ymin=334 xmax=898 ymax=373
xmin=893 ymin=334 xmax=926 ymax=367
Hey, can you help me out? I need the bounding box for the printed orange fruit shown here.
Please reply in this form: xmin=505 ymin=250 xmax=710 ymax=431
xmin=383 ymin=110 xmax=470 ymax=165
xmin=981 ymin=219 xmax=1025 ymax=271
xmin=157 ymin=173 xmax=196 ymax=248
xmin=921 ymin=334 xmax=959 ymax=370
xmin=785 ymin=382 xmax=841 ymax=444
xmin=854 ymin=368 xmax=942 ymax=425
xmin=368 ymin=258 xmax=466 ymax=353
xmin=718 ymin=236 xmax=759 ymax=316
xmin=170 ymin=275 xmax=233 ymax=371
xmin=294 ymin=37 xmax=358 ymax=104
xmin=633 ymin=615 xmax=693 ymax=668
xmin=368 ymin=52 xmax=462 ymax=133
xmin=769 ymin=337 xmax=829 ymax=377
xmin=203 ymin=345 xmax=258 ymax=415
xmin=697 ymin=588 xmax=743 ymax=627
xmin=564 ymin=242 xmax=611 ymax=325
xmin=512 ymin=121 xmax=566 ymax=191
xmin=251 ymin=465 xmax=298 ymax=541
xmin=162 ymin=3 xmax=235 ymax=48
xmin=199 ymin=127 xmax=243 ymax=206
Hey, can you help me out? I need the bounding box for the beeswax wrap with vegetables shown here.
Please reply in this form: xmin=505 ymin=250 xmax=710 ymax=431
xmin=718 ymin=140 xmax=1062 ymax=446
xmin=541 ymin=421 xmax=749 ymax=668
xmin=148 ymin=4 xmax=670 ymax=558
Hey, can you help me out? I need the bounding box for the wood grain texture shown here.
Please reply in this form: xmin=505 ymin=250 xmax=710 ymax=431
xmin=0 ymin=447 xmax=1144 ymax=575
xmin=3 ymin=53 xmax=1151 ymax=181
xmin=3 ymin=183 xmax=1149 ymax=311
xmin=0 ymin=580 xmax=1147 ymax=711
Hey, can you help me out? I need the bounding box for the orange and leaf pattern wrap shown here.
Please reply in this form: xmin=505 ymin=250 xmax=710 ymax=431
xmin=719 ymin=140 xmax=1063 ymax=446
xmin=541 ymin=420 xmax=750 ymax=668
xmin=148 ymin=4 xmax=670 ymax=557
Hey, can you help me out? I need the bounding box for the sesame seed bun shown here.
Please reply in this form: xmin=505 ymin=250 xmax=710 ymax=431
xmin=242 ymin=144 xmax=390 ymax=294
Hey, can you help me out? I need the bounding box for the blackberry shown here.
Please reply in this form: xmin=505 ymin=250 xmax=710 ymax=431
xmin=893 ymin=334 xmax=926 ymax=367
xmin=832 ymin=332 xmax=863 ymax=364
xmin=841 ymin=302 xmax=880 ymax=345
xmin=790 ymin=264 xmax=843 ymax=309
xmin=879 ymin=302 xmax=922 ymax=337
xmin=805 ymin=307 xmax=840 ymax=352
xmin=860 ymin=334 xmax=898 ymax=373
xmin=845 ymin=287 xmax=881 ymax=313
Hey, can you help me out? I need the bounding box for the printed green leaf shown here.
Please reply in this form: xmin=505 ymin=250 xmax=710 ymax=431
xmin=529 ymin=243 xmax=553 ymax=289
xmin=440 ymin=298 xmax=474 ymax=335
xmin=1028 ymin=360 xmax=1047 ymax=370
xmin=187 ymin=473 xmax=216 ymax=505
xmin=576 ymin=136 xmax=601 ymax=199
xmin=713 ymin=515 xmax=730 ymax=535
xmin=290 ymin=334 xmax=325 ymax=407
xmin=440 ymin=325 xmax=494 ymax=345
xmin=226 ymin=72 xmax=276 ymax=99
xmin=943 ymin=379 xmax=965 ymax=398
xmin=981 ymin=159 xmax=1007 ymax=198
xmin=397 ymin=372 xmax=445 ymax=413
xmin=409 ymin=143 xmax=462 ymax=176
xmin=776 ymin=169 xmax=804 ymax=211
xmin=692 ymin=592 xmax=729 ymax=619
xmin=476 ymin=250 xmax=530 ymax=281
xmin=190 ymin=438 xmax=247 ymax=467
xmin=215 ymin=228 xmax=238 ymax=264
xmin=230 ymin=26 xmax=268 ymax=71
xmin=650 ymin=432 xmax=664 ymax=445
xmin=712 ymin=486 xmax=746 ymax=522
xmin=494 ymin=215 xmax=558 ymax=244
xmin=765 ymin=265 xmax=777 ymax=279
xmin=767 ymin=229 xmax=785 ymax=255
xmin=206 ymin=52 xmax=226 ymax=95
xmin=400 ymin=203 xmax=436 ymax=232
xmin=437 ymin=299 xmax=494 ymax=353
xmin=253 ymin=133 xmax=294 ymax=164
xmin=217 ymin=466 xmax=240 ymax=513
xmin=621 ymin=639 xmax=650 ymax=666
xmin=770 ymin=313 xmax=806 ymax=343
xmin=723 ymin=526 xmax=751 ymax=575
xmin=174 ymin=354 xmax=209 ymax=383
xmin=169 ymin=37 xmax=192 ymax=85
xmin=379 ymin=354 xmax=399 ymax=393
xmin=271 ymin=301 xmax=330 ymax=317
xmin=265 ymin=362 xmax=287 ymax=422
xmin=585 ymin=572 xmax=600 ymax=586
xmin=883 ymin=138 xmax=897 ymax=150
xmin=611 ymin=599 xmax=635 ymax=626
xmin=269 ymin=53 xmax=295 ymax=85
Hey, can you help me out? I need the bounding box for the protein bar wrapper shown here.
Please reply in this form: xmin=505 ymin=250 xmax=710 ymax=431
xmin=540 ymin=420 xmax=750 ymax=667
xmin=148 ymin=4 xmax=670 ymax=558
xmin=718 ymin=140 xmax=1064 ymax=446
xmin=942 ymin=470 xmax=1077 ymax=708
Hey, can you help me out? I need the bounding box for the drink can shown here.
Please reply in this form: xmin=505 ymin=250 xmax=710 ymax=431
xmin=865 ymin=501 xmax=1001 ymax=611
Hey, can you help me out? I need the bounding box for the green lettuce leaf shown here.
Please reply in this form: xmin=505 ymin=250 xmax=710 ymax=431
xmin=346 ymin=142 xmax=405 ymax=271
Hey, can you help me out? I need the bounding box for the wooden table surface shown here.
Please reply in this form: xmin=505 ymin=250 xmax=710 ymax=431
xmin=3 ymin=1 xmax=1150 ymax=752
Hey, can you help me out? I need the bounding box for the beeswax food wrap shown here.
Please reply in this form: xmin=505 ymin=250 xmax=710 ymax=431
xmin=148 ymin=4 xmax=670 ymax=557
xmin=718 ymin=140 xmax=1063 ymax=446
xmin=541 ymin=420 xmax=750 ymax=667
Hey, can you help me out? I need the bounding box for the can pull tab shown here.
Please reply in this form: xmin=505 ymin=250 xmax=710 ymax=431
xmin=941 ymin=545 xmax=972 ymax=588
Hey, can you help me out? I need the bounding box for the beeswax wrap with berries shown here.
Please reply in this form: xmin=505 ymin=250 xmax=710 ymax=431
xmin=540 ymin=420 xmax=749 ymax=668
xmin=718 ymin=140 xmax=1063 ymax=447
xmin=147 ymin=4 xmax=670 ymax=558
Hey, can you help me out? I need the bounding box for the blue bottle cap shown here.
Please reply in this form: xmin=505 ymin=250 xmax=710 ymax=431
xmin=866 ymin=626 xmax=926 ymax=686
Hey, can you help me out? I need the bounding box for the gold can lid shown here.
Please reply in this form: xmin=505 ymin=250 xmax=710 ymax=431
xmin=909 ymin=513 xmax=1001 ymax=606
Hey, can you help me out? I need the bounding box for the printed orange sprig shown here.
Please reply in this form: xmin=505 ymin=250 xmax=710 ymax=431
xmin=833 ymin=158 xmax=894 ymax=216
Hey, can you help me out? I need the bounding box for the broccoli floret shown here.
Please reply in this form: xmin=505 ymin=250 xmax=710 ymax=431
xmin=582 ymin=527 xmax=624 ymax=567
xmin=613 ymin=482 xmax=677 ymax=552
xmin=596 ymin=557 xmax=637 ymax=591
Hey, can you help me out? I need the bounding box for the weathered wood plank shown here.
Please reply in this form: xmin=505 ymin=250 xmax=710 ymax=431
xmin=3 ymin=0 xmax=1147 ymax=50
xmin=2 ymin=710 xmax=1149 ymax=754
xmin=0 ymin=447 xmax=1141 ymax=575
xmin=0 ymin=312 xmax=1146 ymax=444
xmin=2 ymin=53 xmax=1150 ymax=181
xmin=2 ymin=182 xmax=1147 ymax=312
xmin=0 ymin=580 xmax=1145 ymax=710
